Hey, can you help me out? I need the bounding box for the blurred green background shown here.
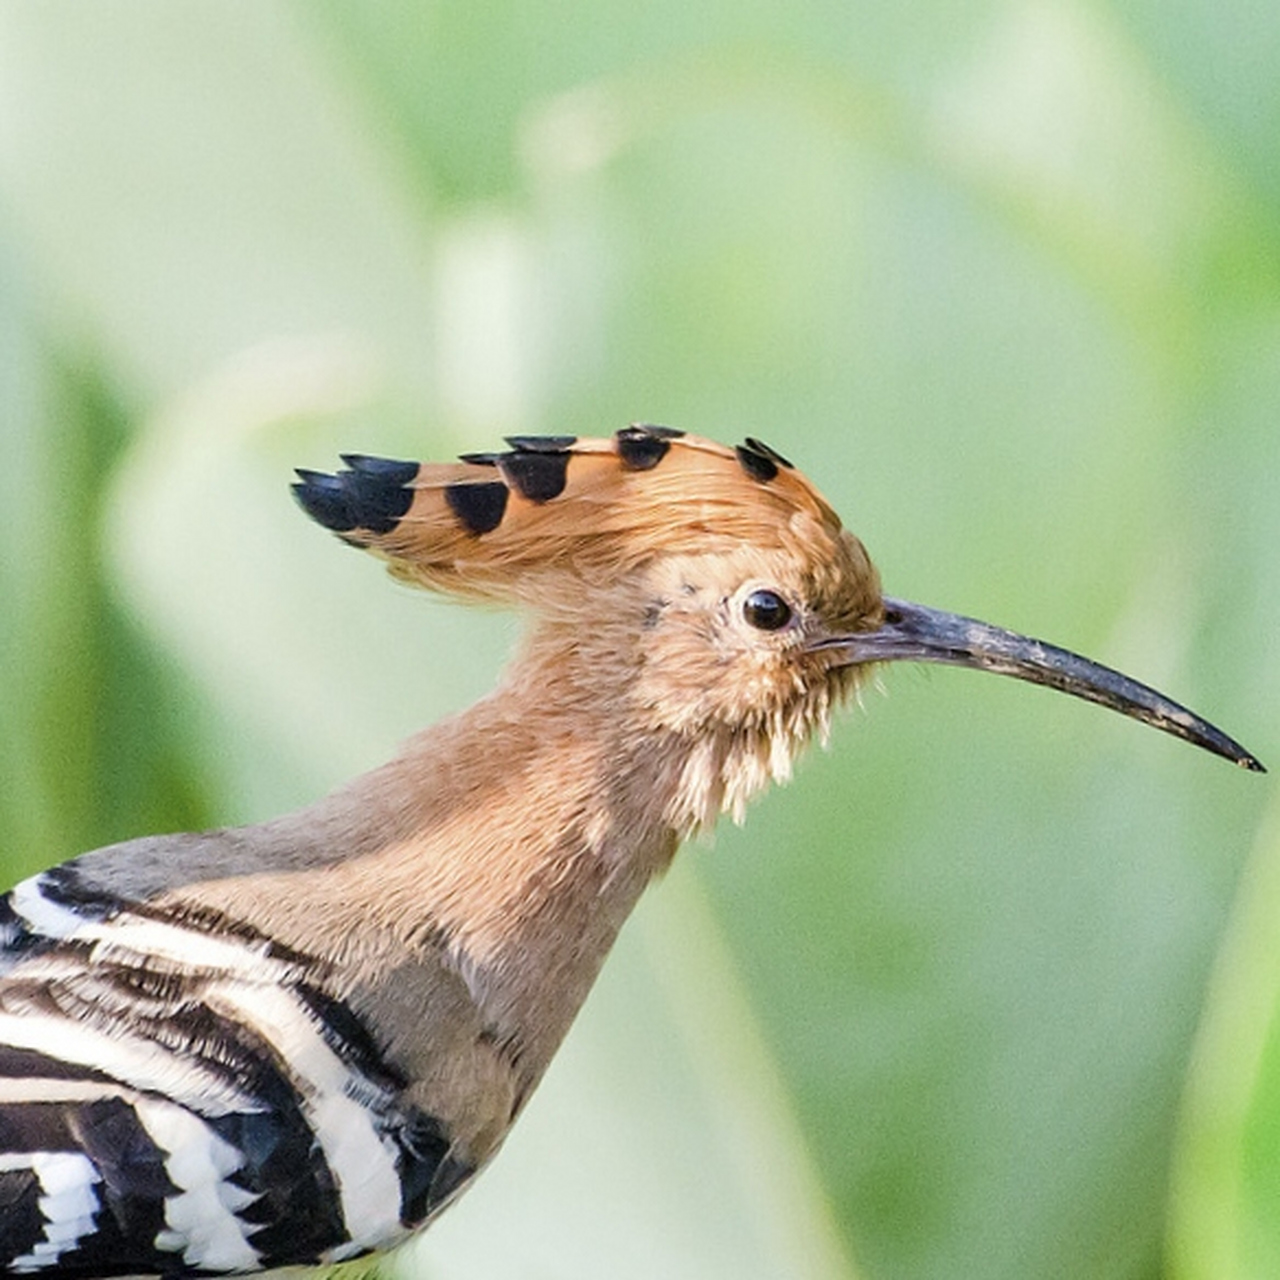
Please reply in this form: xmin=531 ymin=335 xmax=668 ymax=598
xmin=0 ymin=2 xmax=1276 ymax=1278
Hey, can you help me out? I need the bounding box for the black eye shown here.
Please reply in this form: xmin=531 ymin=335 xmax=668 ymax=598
xmin=742 ymin=589 xmax=793 ymax=632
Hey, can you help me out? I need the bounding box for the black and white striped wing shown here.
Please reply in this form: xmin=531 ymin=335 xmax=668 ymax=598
xmin=0 ymin=871 xmax=465 ymax=1277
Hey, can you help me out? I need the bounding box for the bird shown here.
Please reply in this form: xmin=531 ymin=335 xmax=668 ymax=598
xmin=0 ymin=425 xmax=1262 ymax=1277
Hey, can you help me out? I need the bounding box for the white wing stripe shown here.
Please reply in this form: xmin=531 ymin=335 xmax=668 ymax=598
xmin=0 ymin=1079 xmax=130 ymax=1104
xmin=7 ymin=1152 xmax=101 ymax=1272
xmin=204 ymin=983 xmax=405 ymax=1251
xmin=133 ymin=1098 xmax=261 ymax=1273
xmin=11 ymin=877 xmax=293 ymax=979
xmin=0 ymin=1013 xmax=255 ymax=1117
xmin=8 ymin=880 xmax=87 ymax=942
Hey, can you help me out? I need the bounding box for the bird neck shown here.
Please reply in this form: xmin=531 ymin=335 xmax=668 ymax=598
xmin=315 ymin=638 xmax=698 ymax=1075
xmin=145 ymin=632 xmax=683 ymax=1080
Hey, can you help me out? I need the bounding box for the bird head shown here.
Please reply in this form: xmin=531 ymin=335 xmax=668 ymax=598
xmin=294 ymin=425 xmax=1262 ymax=826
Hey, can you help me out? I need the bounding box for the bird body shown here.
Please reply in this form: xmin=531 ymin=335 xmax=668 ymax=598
xmin=0 ymin=427 xmax=1260 ymax=1276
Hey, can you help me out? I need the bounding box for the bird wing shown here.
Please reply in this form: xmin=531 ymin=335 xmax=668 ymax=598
xmin=0 ymin=870 xmax=465 ymax=1276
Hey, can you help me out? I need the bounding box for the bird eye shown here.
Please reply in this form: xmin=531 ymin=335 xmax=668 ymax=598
xmin=742 ymin=589 xmax=793 ymax=632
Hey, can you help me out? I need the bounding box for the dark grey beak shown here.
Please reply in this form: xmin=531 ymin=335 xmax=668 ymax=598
xmin=815 ymin=597 xmax=1264 ymax=772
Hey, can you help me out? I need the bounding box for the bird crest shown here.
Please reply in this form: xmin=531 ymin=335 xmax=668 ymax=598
xmin=292 ymin=425 xmax=878 ymax=624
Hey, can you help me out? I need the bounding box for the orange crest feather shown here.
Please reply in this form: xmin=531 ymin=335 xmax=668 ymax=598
xmin=294 ymin=426 xmax=853 ymax=606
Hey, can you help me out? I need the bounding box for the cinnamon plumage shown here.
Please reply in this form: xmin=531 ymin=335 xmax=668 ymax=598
xmin=0 ymin=426 xmax=1260 ymax=1276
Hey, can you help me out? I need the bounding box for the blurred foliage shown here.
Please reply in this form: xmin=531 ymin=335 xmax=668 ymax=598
xmin=0 ymin=2 xmax=1276 ymax=1278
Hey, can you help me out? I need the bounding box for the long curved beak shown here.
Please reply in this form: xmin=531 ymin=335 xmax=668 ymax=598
xmin=814 ymin=597 xmax=1264 ymax=772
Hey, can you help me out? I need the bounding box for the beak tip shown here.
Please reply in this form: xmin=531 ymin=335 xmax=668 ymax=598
xmin=841 ymin=598 xmax=1266 ymax=776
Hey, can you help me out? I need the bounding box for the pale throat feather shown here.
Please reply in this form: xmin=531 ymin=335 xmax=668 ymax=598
xmin=666 ymin=685 xmax=841 ymax=833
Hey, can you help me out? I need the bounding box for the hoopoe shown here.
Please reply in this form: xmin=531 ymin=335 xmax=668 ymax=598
xmin=0 ymin=425 xmax=1261 ymax=1277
